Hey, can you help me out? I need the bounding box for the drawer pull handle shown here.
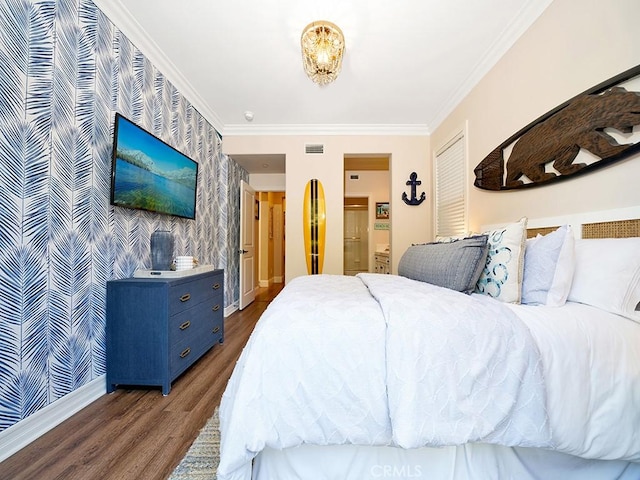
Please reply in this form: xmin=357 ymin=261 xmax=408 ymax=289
xmin=180 ymin=347 xmax=191 ymax=358
xmin=179 ymin=321 xmax=191 ymax=330
xmin=213 ymin=326 xmax=220 ymax=334
xmin=212 ymin=283 xmax=221 ymax=290
xmin=180 ymin=293 xmax=191 ymax=302
xmin=212 ymin=304 xmax=220 ymax=312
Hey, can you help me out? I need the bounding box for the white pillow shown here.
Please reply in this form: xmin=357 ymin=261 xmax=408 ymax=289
xmin=521 ymin=225 xmax=575 ymax=306
xmin=475 ymin=217 xmax=528 ymax=304
xmin=568 ymin=237 xmax=640 ymax=322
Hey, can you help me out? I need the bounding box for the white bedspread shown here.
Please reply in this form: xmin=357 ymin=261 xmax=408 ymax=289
xmin=218 ymin=275 xmax=391 ymax=480
xmin=218 ymin=274 xmax=640 ymax=480
xmin=360 ymin=273 xmax=551 ymax=449
xmin=507 ymin=302 xmax=640 ymax=462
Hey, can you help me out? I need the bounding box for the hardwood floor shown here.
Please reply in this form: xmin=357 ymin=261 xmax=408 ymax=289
xmin=0 ymin=283 xmax=283 ymax=480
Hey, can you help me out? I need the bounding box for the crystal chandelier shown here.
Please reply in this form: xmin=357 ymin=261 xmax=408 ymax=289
xmin=300 ymin=21 xmax=345 ymax=85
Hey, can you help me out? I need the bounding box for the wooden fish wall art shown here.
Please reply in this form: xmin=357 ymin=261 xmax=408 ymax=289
xmin=474 ymin=64 xmax=640 ymax=191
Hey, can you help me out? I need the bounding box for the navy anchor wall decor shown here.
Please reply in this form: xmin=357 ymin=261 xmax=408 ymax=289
xmin=402 ymin=172 xmax=426 ymax=205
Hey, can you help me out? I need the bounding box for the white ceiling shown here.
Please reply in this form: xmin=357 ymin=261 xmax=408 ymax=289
xmin=94 ymin=0 xmax=553 ymax=172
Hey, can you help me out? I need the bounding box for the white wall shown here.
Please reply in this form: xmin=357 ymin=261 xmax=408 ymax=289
xmin=432 ymin=0 xmax=640 ymax=230
xmin=223 ymin=135 xmax=430 ymax=281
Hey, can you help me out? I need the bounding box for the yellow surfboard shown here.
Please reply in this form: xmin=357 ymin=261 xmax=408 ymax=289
xmin=303 ymin=179 xmax=326 ymax=275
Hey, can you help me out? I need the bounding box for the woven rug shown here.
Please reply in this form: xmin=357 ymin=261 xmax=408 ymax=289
xmin=169 ymin=407 xmax=220 ymax=479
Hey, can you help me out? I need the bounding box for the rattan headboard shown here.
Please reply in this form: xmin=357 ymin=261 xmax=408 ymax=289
xmin=581 ymin=219 xmax=640 ymax=239
xmin=526 ymin=219 xmax=640 ymax=239
xmin=483 ymin=207 xmax=640 ymax=240
xmin=526 ymin=227 xmax=557 ymax=238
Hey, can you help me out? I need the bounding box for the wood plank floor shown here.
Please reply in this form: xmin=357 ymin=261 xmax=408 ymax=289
xmin=0 ymin=283 xmax=283 ymax=480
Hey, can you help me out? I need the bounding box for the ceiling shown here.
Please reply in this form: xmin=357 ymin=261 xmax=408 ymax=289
xmin=94 ymin=0 xmax=553 ymax=172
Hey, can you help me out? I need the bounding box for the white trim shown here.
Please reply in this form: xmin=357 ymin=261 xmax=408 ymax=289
xmin=91 ymin=0 xmax=551 ymax=138
xmin=221 ymin=123 xmax=431 ymax=136
xmin=92 ymin=0 xmax=224 ymax=133
xmin=0 ymin=376 xmax=106 ymax=462
xmin=225 ymin=302 xmax=239 ymax=317
xmin=427 ymin=0 xmax=554 ymax=130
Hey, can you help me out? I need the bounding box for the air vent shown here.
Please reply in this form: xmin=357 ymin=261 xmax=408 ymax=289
xmin=350 ymin=174 xmax=359 ymax=180
xmin=305 ymin=144 xmax=324 ymax=154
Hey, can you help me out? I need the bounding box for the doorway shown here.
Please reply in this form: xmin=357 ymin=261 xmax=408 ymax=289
xmin=257 ymin=192 xmax=286 ymax=287
xmin=344 ymin=197 xmax=369 ymax=276
xmin=344 ymin=156 xmax=390 ymax=276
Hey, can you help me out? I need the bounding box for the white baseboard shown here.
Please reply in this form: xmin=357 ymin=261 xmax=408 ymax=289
xmin=0 ymin=375 xmax=106 ymax=462
xmin=224 ymin=301 xmax=238 ymax=317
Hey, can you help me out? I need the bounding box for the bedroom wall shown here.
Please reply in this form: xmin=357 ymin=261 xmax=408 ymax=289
xmin=223 ymin=135 xmax=430 ymax=279
xmin=0 ymin=0 xmax=246 ymax=433
xmin=431 ymin=0 xmax=640 ymax=230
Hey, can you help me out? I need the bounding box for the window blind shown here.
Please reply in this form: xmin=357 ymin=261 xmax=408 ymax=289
xmin=435 ymin=134 xmax=466 ymax=238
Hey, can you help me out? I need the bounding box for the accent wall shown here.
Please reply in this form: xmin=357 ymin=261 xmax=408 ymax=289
xmin=0 ymin=0 xmax=247 ymax=432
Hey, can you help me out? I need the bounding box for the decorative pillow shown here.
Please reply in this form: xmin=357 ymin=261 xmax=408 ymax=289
xmin=567 ymin=237 xmax=640 ymax=323
xmin=475 ymin=217 xmax=528 ymax=304
xmin=398 ymin=235 xmax=489 ymax=294
xmin=521 ymin=225 xmax=575 ymax=306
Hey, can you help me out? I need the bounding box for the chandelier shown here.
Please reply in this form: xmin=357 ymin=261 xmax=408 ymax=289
xmin=300 ymin=21 xmax=345 ymax=85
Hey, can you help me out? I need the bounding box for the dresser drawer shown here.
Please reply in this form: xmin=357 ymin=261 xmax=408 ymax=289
xmin=170 ymin=333 xmax=213 ymax=378
xmin=170 ymin=315 xmax=223 ymax=378
xmin=168 ymin=274 xmax=223 ymax=315
xmin=169 ymin=300 xmax=222 ymax=344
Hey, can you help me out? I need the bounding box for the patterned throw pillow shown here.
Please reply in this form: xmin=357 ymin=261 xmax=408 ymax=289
xmin=475 ymin=217 xmax=528 ymax=304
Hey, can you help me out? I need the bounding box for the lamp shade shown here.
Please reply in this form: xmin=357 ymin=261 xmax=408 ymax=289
xmin=301 ymin=21 xmax=345 ymax=85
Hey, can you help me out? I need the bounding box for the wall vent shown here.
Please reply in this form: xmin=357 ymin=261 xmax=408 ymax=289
xmin=305 ymin=144 xmax=324 ymax=154
xmin=350 ymin=174 xmax=359 ymax=180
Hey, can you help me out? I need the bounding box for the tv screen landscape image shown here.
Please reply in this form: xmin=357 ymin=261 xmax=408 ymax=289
xmin=110 ymin=113 xmax=199 ymax=219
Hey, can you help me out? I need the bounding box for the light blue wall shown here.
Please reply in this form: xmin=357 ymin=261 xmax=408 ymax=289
xmin=0 ymin=0 xmax=247 ymax=431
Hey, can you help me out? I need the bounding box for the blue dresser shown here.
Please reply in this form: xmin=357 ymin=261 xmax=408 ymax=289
xmin=106 ymin=269 xmax=224 ymax=395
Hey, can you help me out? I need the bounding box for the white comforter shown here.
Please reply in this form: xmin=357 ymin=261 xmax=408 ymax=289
xmin=218 ymin=274 xmax=640 ymax=480
xmin=363 ymin=274 xmax=551 ymax=449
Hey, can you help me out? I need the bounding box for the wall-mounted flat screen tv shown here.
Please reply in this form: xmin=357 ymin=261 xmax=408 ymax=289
xmin=110 ymin=113 xmax=198 ymax=220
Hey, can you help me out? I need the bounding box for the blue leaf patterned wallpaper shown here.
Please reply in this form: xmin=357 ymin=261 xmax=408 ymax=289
xmin=0 ymin=0 xmax=247 ymax=431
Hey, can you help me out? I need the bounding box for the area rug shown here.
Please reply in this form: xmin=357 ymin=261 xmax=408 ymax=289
xmin=169 ymin=407 xmax=220 ymax=479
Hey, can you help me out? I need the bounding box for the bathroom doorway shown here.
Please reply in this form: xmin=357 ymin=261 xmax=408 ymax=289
xmin=344 ymin=197 xmax=369 ymax=276
xmin=344 ymin=155 xmax=390 ymax=276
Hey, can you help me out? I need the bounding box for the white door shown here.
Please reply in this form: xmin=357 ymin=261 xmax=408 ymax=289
xmin=239 ymin=180 xmax=256 ymax=310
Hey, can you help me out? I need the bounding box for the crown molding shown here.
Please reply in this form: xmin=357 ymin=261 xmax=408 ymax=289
xmin=92 ymin=0 xmax=225 ymax=134
xmin=427 ymin=0 xmax=554 ymax=131
xmin=221 ymin=123 xmax=431 ymax=137
xmin=93 ymin=0 xmax=550 ymax=139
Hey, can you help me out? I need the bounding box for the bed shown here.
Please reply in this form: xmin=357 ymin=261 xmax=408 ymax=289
xmin=218 ymin=207 xmax=640 ymax=480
